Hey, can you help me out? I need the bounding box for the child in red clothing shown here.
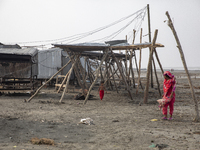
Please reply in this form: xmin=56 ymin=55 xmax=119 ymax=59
xmin=98 ymin=81 xmax=107 ymax=100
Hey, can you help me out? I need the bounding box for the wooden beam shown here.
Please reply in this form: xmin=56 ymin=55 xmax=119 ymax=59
xmin=111 ymin=50 xmax=133 ymax=100
xmin=57 ymin=71 xmax=70 ymax=93
xmin=83 ymin=49 xmax=109 ymax=104
xmin=136 ymin=28 xmax=143 ymax=94
xmin=152 ymin=57 xmax=161 ymax=96
xmin=109 ymin=65 xmax=118 ymax=93
xmin=154 ymin=48 xmax=164 ymax=74
xmin=59 ymin=56 xmax=79 ymax=102
xmin=26 ymin=59 xmax=71 ymax=102
xmin=144 ymin=29 xmax=158 ymax=103
xmin=166 ymin=11 xmax=199 ymax=122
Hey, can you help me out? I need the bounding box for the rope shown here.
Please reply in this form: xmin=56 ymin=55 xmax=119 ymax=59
xmin=6 ymin=6 xmax=147 ymax=47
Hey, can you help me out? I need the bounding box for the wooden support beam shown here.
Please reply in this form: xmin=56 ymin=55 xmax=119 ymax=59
xmin=166 ymin=11 xmax=199 ymax=122
xmin=26 ymin=59 xmax=71 ymax=102
xmin=59 ymin=56 xmax=78 ymax=103
xmin=152 ymin=57 xmax=161 ymax=97
xmin=109 ymin=65 xmax=118 ymax=93
xmin=57 ymin=71 xmax=70 ymax=93
xmin=144 ymin=29 xmax=158 ymax=103
xmin=136 ymin=28 xmax=144 ymax=94
xmin=153 ymin=48 xmax=164 ymax=74
xmin=147 ymin=4 xmax=154 ymax=88
xmin=84 ymin=49 xmax=109 ymax=104
xmin=111 ymin=50 xmax=133 ymax=100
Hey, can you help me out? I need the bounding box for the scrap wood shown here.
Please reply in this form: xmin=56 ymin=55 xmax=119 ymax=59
xmin=30 ymin=137 xmax=55 ymax=145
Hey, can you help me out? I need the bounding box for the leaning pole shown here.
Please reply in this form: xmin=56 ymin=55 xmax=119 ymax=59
xmin=166 ymin=11 xmax=199 ymax=122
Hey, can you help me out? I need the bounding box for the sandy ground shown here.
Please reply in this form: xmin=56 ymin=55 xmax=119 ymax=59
xmin=0 ymin=70 xmax=200 ymax=150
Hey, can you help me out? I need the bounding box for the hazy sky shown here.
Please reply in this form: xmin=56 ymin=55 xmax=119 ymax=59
xmin=0 ymin=0 xmax=200 ymax=68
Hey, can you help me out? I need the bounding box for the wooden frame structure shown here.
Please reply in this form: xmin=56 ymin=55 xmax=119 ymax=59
xmin=26 ymin=33 xmax=164 ymax=104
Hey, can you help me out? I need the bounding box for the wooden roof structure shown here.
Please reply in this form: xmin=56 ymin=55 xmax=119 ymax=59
xmin=27 ymin=32 xmax=165 ymax=104
xmin=53 ymin=42 xmax=164 ymax=52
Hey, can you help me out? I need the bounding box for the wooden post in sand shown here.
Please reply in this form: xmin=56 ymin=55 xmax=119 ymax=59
xmin=57 ymin=71 xmax=70 ymax=93
xmin=147 ymin=4 xmax=154 ymax=88
xmin=136 ymin=28 xmax=143 ymax=94
xmin=109 ymin=64 xmax=118 ymax=93
xmin=166 ymin=11 xmax=199 ymax=122
xmin=83 ymin=49 xmax=109 ymax=105
xmin=59 ymin=56 xmax=79 ymax=103
xmin=144 ymin=29 xmax=158 ymax=103
xmin=26 ymin=59 xmax=72 ymax=102
xmin=111 ymin=50 xmax=133 ymax=100
xmin=152 ymin=57 xmax=161 ymax=96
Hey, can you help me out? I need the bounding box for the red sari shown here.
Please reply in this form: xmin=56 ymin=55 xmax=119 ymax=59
xmin=162 ymin=71 xmax=176 ymax=115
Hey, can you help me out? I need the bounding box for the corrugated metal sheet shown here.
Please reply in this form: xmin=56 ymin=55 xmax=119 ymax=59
xmin=0 ymin=48 xmax=38 ymax=56
xmin=37 ymin=48 xmax=62 ymax=79
xmin=61 ymin=51 xmax=74 ymax=80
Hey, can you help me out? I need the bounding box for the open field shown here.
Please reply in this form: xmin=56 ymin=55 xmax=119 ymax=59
xmin=0 ymin=70 xmax=200 ymax=150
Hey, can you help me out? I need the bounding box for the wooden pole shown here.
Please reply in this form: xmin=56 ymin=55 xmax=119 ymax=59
xmin=109 ymin=64 xmax=118 ymax=93
xmin=144 ymin=29 xmax=158 ymax=103
xmin=57 ymin=71 xmax=70 ymax=93
xmin=166 ymin=11 xmax=199 ymax=122
xmin=59 ymin=57 xmax=78 ymax=103
xmin=154 ymin=48 xmax=164 ymax=74
xmin=136 ymin=28 xmax=143 ymax=94
xmin=147 ymin=4 xmax=154 ymax=88
xmin=83 ymin=49 xmax=109 ymax=104
xmin=26 ymin=59 xmax=71 ymax=102
xmin=111 ymin=50 xmax=133 ymax=100
xmin=152 ymin=57 xmax=161 ymax=96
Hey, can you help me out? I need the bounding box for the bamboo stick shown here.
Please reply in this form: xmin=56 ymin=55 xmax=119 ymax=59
xmin=144 ymin=29 xmax=158 ymax=103
xmin=57 ymin=71 xmax=70 ymax=93
xmin=59 ymin=57 xmax=78 ymax=102
xmin=152 ymin=57 xmax=161 ymax=96
xmin=136 ymin=28 xmax=143 ymax=94
xmin=84 ymin=49 xmax=109 ymax=104
xmin=111 ymin=50 xmax=133 ymax=100
xmin=154 ymin=48 xmax=164 ymax=74
xmin=26 ymin=59 xmax=71 ymax=102
xmin=109 ymin=65 xmax=118 ymax=93
xmin=166 ymin=11 xmax=199 ymax=122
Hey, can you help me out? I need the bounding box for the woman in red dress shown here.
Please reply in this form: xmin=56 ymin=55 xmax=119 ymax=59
xmin=162 ymin=71 xmax=176 ymax=120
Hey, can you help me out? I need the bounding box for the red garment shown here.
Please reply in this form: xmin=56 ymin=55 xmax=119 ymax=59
xmin=99 ymin=90 xmax=104 ymax=100
xmin=162 ymin=71 xmax=176 ymax=115
xmin=162 ymin=97 xmax=175 ymax=115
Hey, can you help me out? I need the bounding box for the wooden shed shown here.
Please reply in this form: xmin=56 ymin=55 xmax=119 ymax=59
xmin=0 ymin=48 xmax=38 ymax=93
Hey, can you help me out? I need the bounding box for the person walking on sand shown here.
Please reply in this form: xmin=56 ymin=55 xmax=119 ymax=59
xmin=98 ymin=81 xmax=107 ymax=100
xmin=162 ymin=71 xmax=176 ymax=120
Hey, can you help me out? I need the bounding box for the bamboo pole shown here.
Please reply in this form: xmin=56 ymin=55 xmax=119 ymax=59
xmin=109 ymin=65 xmax=118 ymax=93
xmin=26 ymin=59 xmax=71 ymax=102
xmin=147 ymin=4 xmax=154 ymax=88
xmin=144 ymin=29 xmax=158 ymax=103
xmin=111 ymin=50 xmax=133 ymax=100
xmin=83 ymin=49 xmax=109 ymax=104
xmin=57 ymin=71 xmax=70 ymax=93
xmin=136 ymin=28 xmax=143 ymax=94
xmin=166 ymin=11 xmax=199 ymax=122
xmin=152 ymin=57 xmax=161 ymax=96
xmin=59 ymin=57 xmax=78 ymax=103
xmin=154 ymin=48 xmax=164 ymax=74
